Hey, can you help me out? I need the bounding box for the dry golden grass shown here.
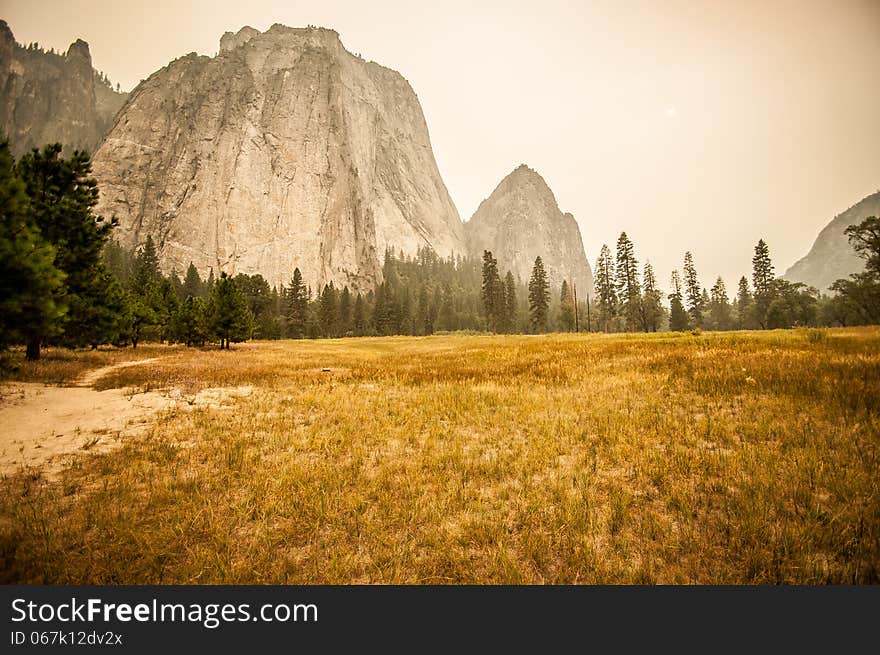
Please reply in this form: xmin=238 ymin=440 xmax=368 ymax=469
xmin=0 ymin=345 xmax=180 ymax=386
xmin=2 ymin=328 xmax=878 ymax=583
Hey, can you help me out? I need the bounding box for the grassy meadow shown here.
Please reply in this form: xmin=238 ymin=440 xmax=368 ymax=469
xmin=1 ymin=327 xmax=879 ymax=583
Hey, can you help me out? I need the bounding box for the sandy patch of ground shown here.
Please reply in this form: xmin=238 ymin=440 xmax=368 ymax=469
xmin=0 ymin=359 xmax=252 ymax=478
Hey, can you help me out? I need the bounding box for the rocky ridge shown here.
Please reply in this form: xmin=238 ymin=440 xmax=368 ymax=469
xmin=0 ymin=20 xmax=128 ymax=156
xmin=783 ymin=191 xmax=880 ymax=291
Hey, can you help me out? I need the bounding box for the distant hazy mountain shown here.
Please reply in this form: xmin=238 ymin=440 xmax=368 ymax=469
xmin=92 ymin=24 xmax=465 ymax=290
xmin=783 ymin=191 xmax=880 ymax=292
xmin=465 ymin=165 xmax=593 ymax=296
xmin=0 ymin=20 xmax=128 ymax=156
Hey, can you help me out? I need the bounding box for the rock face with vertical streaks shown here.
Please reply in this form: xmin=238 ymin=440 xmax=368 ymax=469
xmin=91 ymin=24 xmax=465 ymax=289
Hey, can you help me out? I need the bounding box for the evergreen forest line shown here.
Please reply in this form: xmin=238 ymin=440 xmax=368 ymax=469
xmin=2 ymin=142 xmax=879 ymax=360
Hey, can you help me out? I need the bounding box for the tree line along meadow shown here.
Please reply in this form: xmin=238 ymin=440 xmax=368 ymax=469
xmin=2 ymin=142 xmax=879 ymax=361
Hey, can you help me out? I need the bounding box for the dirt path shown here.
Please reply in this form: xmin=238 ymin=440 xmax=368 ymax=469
xmin=0 ymin=359 xmax=251 ymax=478
xmin=74 ymin=357 xmax=161 ymax=388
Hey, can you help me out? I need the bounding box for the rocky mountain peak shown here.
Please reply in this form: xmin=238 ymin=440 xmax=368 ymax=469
xmin=465 ymin=165 xmax=593 ymax=296
xmin=512 ymin=163 xmax=537 ymax=176
xmin=219 ymin=26 xmax=260 ymax=52
xmin=0 ymin=20 xmax=13 ymax=44
xmin=65 ymin=38 xmax=91 ymax=62
xmin=0 ymin=22 xmax=128 ymax=157
xmin=494 ymin=165 xmax=559 ymax=206
xmin=0 ymin=21 xmax=13 ymax=63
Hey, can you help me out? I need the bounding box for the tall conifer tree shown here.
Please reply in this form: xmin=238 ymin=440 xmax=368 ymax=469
xmin=683 ymin=251 xmax=703 ymax=327
xmin=669 ymin=270 xmax=690 ymax=331
xmin=0 ymin=142 xmax=66 ymax=357
xmin=480 ymin=250 xmax=504 ymax=332
xmin=615 ymin=232 xmax=642 ymax=331
xmin=735 ymin=276 xmax=753 ymax=329
xmin=594 ymin=244 xmax=617 ymax=332
xmin=208 ymin=272 xmax=253 ymax=349
xmin=641 ymin=261 xmax=663 ymax=332
xmin=284 ymin=268 xmax=309 ymax=338
xmin=559 ymin=279 xmax=575 ymax=331
xmin=503 ymin=271 xmax=517 ymax=333
xmin=528 ymin=256 xmax=550 ymax=332
xmin=752 ymin=239 xmax=775 ymax=329
xmin=17 ymin=144 xmax=119 ymax=354
xmin=708 ymin=276 xmax=732 ymax=331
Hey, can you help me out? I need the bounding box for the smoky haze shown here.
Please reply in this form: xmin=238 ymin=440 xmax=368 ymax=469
xmin=3 ymin=0 xmax=879 ymax=291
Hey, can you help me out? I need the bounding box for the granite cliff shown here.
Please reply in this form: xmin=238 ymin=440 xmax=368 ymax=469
xmin=92 ymin=24 xmax=465 ymax=290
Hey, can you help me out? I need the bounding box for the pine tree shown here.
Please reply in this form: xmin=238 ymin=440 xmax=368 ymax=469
xmin=284 ymin=268 xmax=309 ymax=338
xmin=373 ymin=281 xmax=400 ymax=336
xmin=157 ymin=277 xmax=180 ymax=342
xmin=372 ymin=283 xmax=386 ymax=334
xmin=235 ymin=274 xmax=275 ymax=340
xmin=682 ymin=251 xmax=703 ymax=327
xmin=708 ymin=276 xmax=732 ymax=331
xmin=559 ymin=279 xmax=575 ymax=332
xmin=503 ymin=271 xmax=517 ymax=333
xmin=84 ymin=269 xmax=129 ymax=348
xmin=208 ymin=272 xmax=253 ymax=349
xmin=400 ymin=290 xmax=415 ymax=335
xmin=131 ymin=235 xmax=161 ymax=297
xmin=735 ymin=276 xmax=752 ymax=329
xmin=528 ymin=256 xmax=550 ymax=332
xmin=172 ymin=295 xmax=208 ymax=346
xmin=641 ymin=261 xmax=663 ymax=332
xmin=0 ymin=142 xmax=66 ymax=356
xmin=183 ymin=262 xmax=203 ymax=298
xmin=439 ymin=284 xmax=455 ymax=331
xmin=103 ymin=239 xmax=134 ymax=288
xmin=125 ymin=235 xmax=165 ymax=343
xmin=125 ymin=295 xmax=155 ymax=349
xmin=305 ymin=293 xmax=321 ymax=339
xmin=594 ymin=244 xmax=617 ymax=332
xmin=416 ymin=286 xmax=432 ymax=336
xmin=352 ymin=293 xmax=367 ymax=336
xmin=752 ymin=239 xmax=775 ymax=295
xmin=615 ymin=232 xmax=642 ymax=331
xmin=480 ymin=250 xmax=503 ymax=332
xmin=339 ymin=286 xmax=353 ymax=336
xmin=669 ymin=270 xmax=690 ymax=331
xmin=168 ymin=270 xmax=184 ymax=299
xmin=752 ymin=239 xmax=775 ymax=329
xmin=17 ymin=144 xmax=119 ymax=355
xmin=318 ymin=283 xmax=338 ymax=337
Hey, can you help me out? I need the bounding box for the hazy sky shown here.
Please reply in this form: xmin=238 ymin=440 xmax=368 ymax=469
xmin=3 ymin=0 xmax=879 ymax=290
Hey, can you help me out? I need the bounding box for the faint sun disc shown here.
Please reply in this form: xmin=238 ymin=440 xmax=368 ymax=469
xmin=665 ymin=105 xmax=678 ymax=118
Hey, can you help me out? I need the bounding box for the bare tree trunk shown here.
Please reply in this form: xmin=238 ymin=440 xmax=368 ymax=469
xmin=26 ymin=336 xmax=41 ymax=361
